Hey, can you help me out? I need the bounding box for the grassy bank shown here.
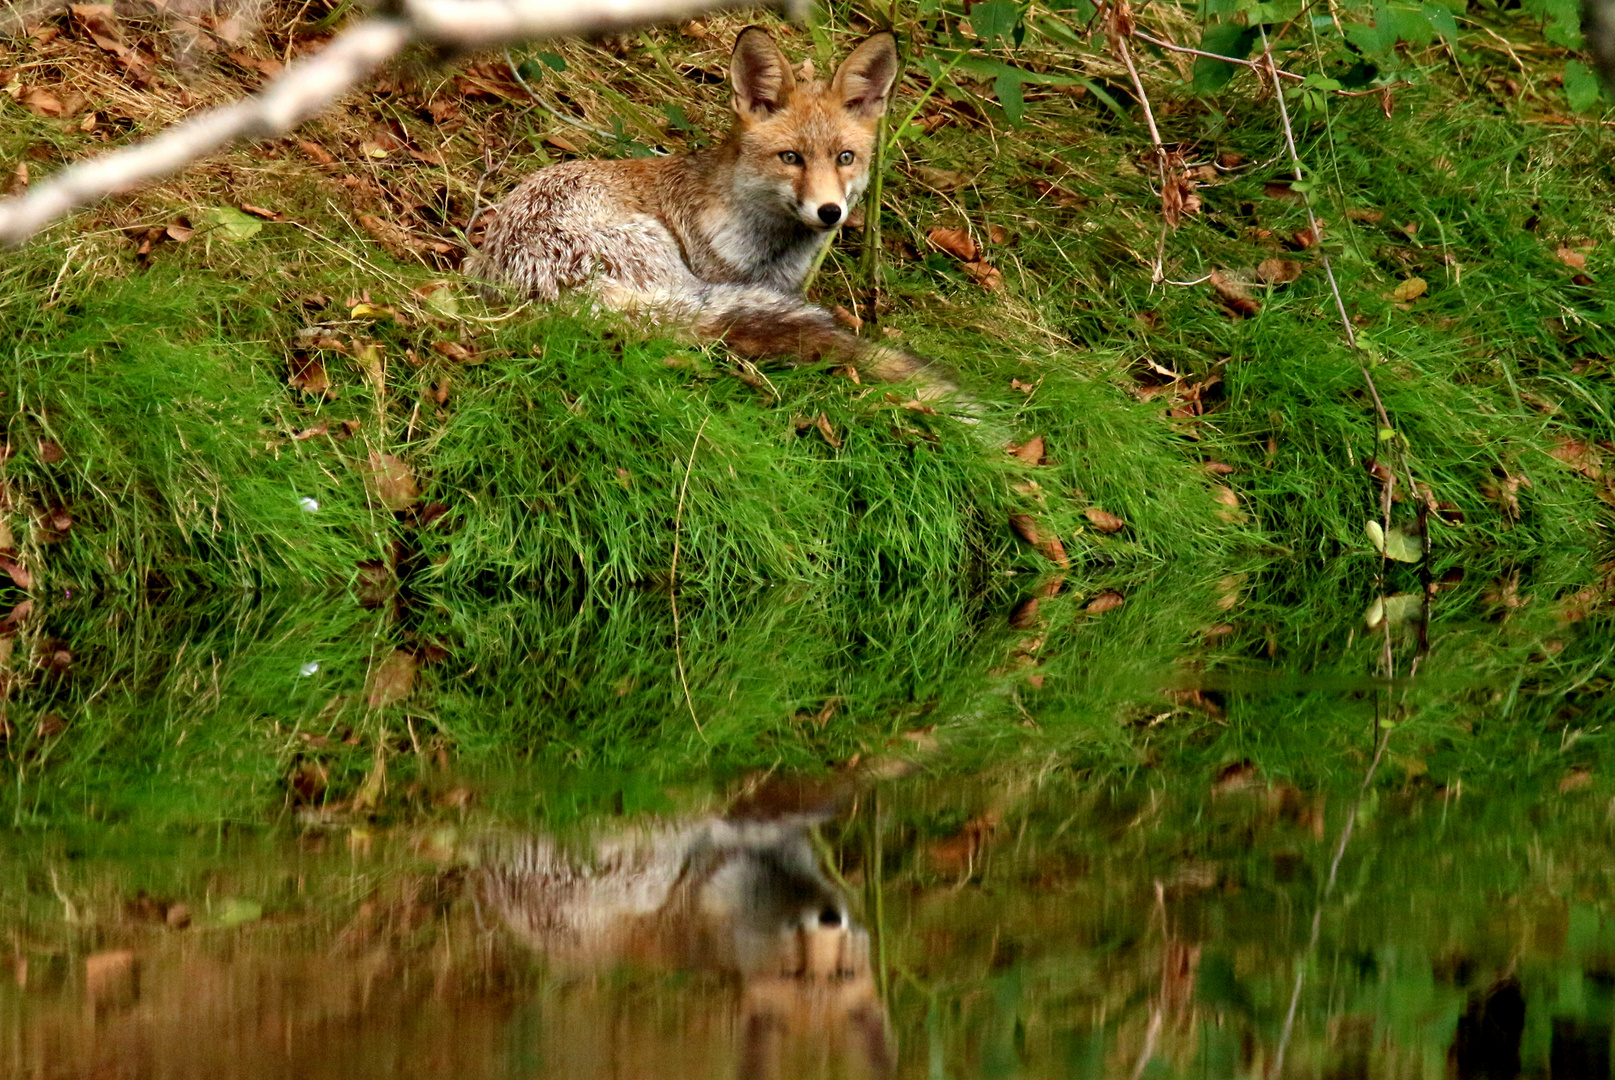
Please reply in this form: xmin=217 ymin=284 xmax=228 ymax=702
xmin=1 ymin=0 xmax=1613 ymax=822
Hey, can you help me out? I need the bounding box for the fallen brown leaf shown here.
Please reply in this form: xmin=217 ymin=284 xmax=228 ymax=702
xmin=1549 ymin=436 xmax=1603 ymax=480
xmin=1256 ymin=258 xmax=1303 ymax=285
xmin=37 ymin=440 xmax=64 ymax=464
xmin=927 ymin=227 xmax=977 ymax=262
xmin=1084 ymin=507 xmax=1126 ymax=533
xmin=1345 ymin=207 xmax=1385 ymax=223
xmin=913 ymin=165 xmax=971 ymax=192
xmin=1555 ymin=243 xmax=1588 ymax=271
xmin=365 ymin=452 xmax=419 ymax=511
xmin=298 ymin=139 xmax=336 ymax=165
xmin=960 ymin=259 xmax=1003 ymax=290
xmin=288 ymin=354 xmax=332 ymax=397
xmin=365 ymin=649 xmax=416 ymax=709
xmin=431 ymin=340 xmax=477 ymax=364
xmin=1560 ymin=768 xmax=1593 ymax=793
xmin=1209 ymin=270 xmax=1260 ymax=317
xmin=0 ymin=555 xmax=31 ymax=591
xmin=1389 ymin=277 xmax=1428 ymax=302
xmin=1007 ymin=514 xmax=1069 ymax=566
xmin=813 ymin=412 xmax=841 ymax=450
xmin=1085 ymin=589 xmax=1125 ymax=614
xmin=1005 ymin=435 xmax=1045 ymax=465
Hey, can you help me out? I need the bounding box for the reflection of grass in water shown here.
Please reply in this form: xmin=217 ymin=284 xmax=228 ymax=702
xmin=7 ymin=766 xmax=1615 ymax=1079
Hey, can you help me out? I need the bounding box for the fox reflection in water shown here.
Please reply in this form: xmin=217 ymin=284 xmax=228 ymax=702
xmin=478 ymin=784 xmax=892 ymax=1079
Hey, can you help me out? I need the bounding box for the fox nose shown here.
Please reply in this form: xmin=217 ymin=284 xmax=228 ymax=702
xmin=817 ymin=203 xmax=843 ymax=227
xmin=818 ymin=906 xmax=843 ymax=927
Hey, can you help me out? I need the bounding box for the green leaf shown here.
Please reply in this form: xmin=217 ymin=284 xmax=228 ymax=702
xmin=1365 ymin=592 xmax=1423 ymax=628
xmin=1345 ymin=21 xmax=1396 ymax=60
xmin=1526 ymin=0 xmax=1583 ymax=47
xmin=1192 ymin=23 xmax=1261 ymax=93
xmin=995 ymin=71 xmax=1026 ymax=126
xmin=199 ymin=207 xmax=262 ymax=241
xmin=1381 ymin=2 xmax=1437 ymax=48
xmin=1565 ymin=60 xmax=1604 ymax=112
xmin=536 ymin=50 xmax=567 ymax=72
xmin=972 ymin=0 xmax=1021 ymax=44
xmin=1365 ymin=519 xmax=1423 ymax=562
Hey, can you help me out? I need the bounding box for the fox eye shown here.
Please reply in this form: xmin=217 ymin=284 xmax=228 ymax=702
xmin=779 ymin=151 xmax=802 ymax=165
xmin=837 ymin=150 xmax=855 ymax=166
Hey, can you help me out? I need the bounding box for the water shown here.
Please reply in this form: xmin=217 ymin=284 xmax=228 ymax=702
xmin=6 ymin=760 xmax=1614 ymax=1078
xmin=2 ymin=576 xmax=1611 ymax=1078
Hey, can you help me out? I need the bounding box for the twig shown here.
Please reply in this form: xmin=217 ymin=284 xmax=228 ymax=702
xmin=1107 ymin=1 xmax=1172 ymax=284
xmin=1133 ymin=29 xmax=1305 ymax=81
xmin=0 ymin=0 xmax=796 ymax=246
xmin=503 ymin=48 xmax=620 ymax=142
xmin=1272 ymin=722 xmax=1391 ymax=1075
xmin=670 ymin=415 xmax=710 ymax=738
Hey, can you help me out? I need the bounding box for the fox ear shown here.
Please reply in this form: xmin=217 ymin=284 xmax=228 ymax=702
xmin=730 ymin=27 xmax=797 ymax=121
xmin=831 ymin=32 xmax=899 ymax=121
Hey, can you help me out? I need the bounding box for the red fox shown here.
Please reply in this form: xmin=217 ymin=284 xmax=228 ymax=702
xmin=470 ymin=27 xmax=963 ymax=403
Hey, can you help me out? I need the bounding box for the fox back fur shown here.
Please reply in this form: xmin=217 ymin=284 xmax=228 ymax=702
xmin=469 ymin=27 xmax=960 ymax=401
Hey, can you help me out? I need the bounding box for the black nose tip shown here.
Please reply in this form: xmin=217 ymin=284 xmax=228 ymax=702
xmin=818 ymin=906 xmax=843 ymax=927
xmin=817 ymin=203 xmax=843 ymax=226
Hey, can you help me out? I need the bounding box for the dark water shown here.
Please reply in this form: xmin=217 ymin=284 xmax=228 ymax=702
xmin=6 ymin=761 xmax=1615 ymax=1079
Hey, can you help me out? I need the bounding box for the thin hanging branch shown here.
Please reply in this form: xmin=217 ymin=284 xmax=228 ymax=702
xmin=0 ymin=0 xmax=799 ymax=246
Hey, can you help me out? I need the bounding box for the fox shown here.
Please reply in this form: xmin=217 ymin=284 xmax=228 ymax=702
xmin=469 ymin=26 xmax=963 ymax=404
xmin=476 ymin=781 xmax=893 ymax=1078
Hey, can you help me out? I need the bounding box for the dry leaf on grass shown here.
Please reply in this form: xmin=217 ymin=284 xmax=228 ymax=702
xmin=1548 ymin=436 xmax=1603 ymax=480
xmin=1159 ymin=151 xmax=1201 ymax=229
xmin=431 ymin=340 xmax=478 ymax=364
xmin=1085 ymin=589 xmax=1125 ymax=614
xmin=913 ymin=165 xmax=971 ymax=192
xmin=1005 ymin=435 xmax=1044 ymax=465
xmin=1256 ymin=258 xmax=1303 ymax=285
xmin=1008 ymin=514 xmax=1069 ymax=567
xmin=927 ymin=227 xmax=977 ymax=261
xmin=1084 ymin=507 xmax=1126 ymax=533
xmin=1209 ymin=270 xmax=1260 ymax=317
xmin=813 ymin=412 xmax=841 ymax=450
xmin=365 ymin=452 xmax=419 ymax=511
xmin=37 ymin=440 xmax=64 ymax=464
xmin=288 ymin=354 xmax=332 ymax=397
xmin=0 ymin=555 xmax=32 ymax=591
xmin=1555 ymin=243 xmax=1589 ymax=271
xmin=366 ymin=650 xmax=416 ymax=709
xmin=1560 ymin=768 xmax=1593 ymax=793
xmin=1389 ymin=277 xmax=1428 ymax=302
xmin=928 ymin=227 xmax=1003 ymax=291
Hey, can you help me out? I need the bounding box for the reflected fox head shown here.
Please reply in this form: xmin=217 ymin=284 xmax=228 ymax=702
xmin=727 ymin=27 xmax=900 ymax=232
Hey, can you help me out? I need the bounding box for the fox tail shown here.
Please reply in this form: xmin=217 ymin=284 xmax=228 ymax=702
xmin=679 ymin=284 xmax=970 ymax=409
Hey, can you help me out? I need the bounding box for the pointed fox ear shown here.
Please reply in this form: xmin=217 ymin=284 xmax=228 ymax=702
xmin=730 ymin=27 xmax=797 ymax=121
xmin=831 ymin=32 xmax=899 ymax=121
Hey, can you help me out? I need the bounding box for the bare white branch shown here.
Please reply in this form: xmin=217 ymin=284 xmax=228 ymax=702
xmin=0 ymin=0 xmax=786 ymax=246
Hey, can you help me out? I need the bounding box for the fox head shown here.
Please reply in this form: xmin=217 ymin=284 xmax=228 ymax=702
xmin=727 ymin=27 xmax=899 ymax=233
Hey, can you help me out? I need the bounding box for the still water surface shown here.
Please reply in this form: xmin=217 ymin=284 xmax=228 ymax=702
xmin=6 ymin=761 xmax=1613 ymax=1079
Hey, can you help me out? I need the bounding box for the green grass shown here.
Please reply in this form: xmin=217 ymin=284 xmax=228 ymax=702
xmin=1 ymin=1 xmax=1613 ymax=827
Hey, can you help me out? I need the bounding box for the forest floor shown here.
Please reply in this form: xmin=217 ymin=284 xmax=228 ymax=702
xmin=0 ymin=0 xmax=1612 ymax=826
